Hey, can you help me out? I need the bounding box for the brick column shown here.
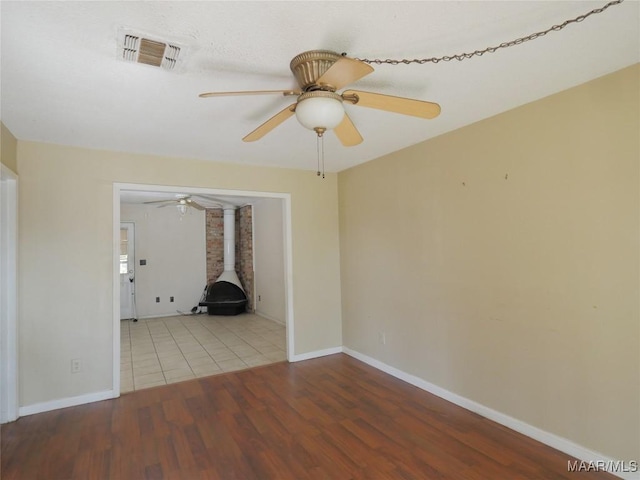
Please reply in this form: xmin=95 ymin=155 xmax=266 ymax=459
xmin=235 ymin=205 xmax=254 ymax=312
xmin=205 ymin=209 xmax=224 ymax=284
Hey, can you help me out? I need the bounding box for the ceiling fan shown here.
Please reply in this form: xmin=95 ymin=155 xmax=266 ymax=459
xmin=199 ymin=50 xmax=441 ymax=146
xmin=144 ymin=195 xmax=205 ymax=214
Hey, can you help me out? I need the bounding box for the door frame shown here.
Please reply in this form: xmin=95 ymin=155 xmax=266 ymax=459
xmin=0 ymin=164 xmax=19 ymax=423
xmin=119 ymin=222 xmax=136 ymax=320
xmin=112 ymin=183 xmax=295 ymax=395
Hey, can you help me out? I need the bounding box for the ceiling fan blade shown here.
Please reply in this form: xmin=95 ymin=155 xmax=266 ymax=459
xmin=243 ymin=103 xmax=296 ymax=142
xmin=316 ymin=57 xmax=374 ymax=91
xmin=343 ymin=90 xmax=441 ymax=119
xmin=191 ymin=195 xmax=225 ymax=208
xmin=186 ymin=199 xmax=205 ymax=210
xmin=334 ymin=112 xmax=363 ymax=147
xmin=199 ymin=90 xmax=300 ymax=98
xmin=143 ymin=199 xmax=176 ymax=205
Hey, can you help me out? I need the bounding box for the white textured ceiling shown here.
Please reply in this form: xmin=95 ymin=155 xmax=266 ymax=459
xmin=1 ymin=1 xmax=638 ymax=173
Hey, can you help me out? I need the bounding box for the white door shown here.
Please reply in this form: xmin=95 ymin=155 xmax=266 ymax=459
xmin=119 ymin=222 xmax=136 ymax=320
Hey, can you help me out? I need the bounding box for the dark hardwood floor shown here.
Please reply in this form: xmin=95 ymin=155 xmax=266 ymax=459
xmin=1 ymin=354 xmax=615 ymax=479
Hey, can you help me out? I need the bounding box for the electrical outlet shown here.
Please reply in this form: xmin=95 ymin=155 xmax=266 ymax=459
xmin=379 ymin=332 xmax=386 ymax=345
xmin=71 ymin=359 xmax=81 ymax=374
xmin=156 ymin=297 xmax=160 ymax=303
xmin=170 ymin=296 xmax=174 ymax=302
xmin=258 ymin=295 xmax=261 ymax=301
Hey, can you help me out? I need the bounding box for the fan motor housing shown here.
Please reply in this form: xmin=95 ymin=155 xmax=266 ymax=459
xmin=290 ymin=50 xmax=341 ymax=91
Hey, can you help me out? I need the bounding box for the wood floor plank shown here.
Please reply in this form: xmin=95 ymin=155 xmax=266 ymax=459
xmin=1 ymin=354 xmax=618 ymax=479
xmin=323 ymin=421 xmax=397 ymax=473
xmin=143 ymin=462 xmax=163 ymax=480
xmin=156 ymin=435 xmax=181 ymax=476
xmin=296 ymin=430 xmax=363 ymax=479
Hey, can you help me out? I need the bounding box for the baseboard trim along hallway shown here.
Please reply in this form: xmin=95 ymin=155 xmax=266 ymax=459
xmin=3 ymin=354 xmax=623 ymax=479
xmin=12 ymin=343 xmax=634 ymax=480
xmin=342 ymin=347 xmax=636 ymax=480
xmin=18 ymin=390 xmax=116 ymax=417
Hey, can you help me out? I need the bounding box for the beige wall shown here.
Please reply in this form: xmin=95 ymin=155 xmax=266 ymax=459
xmin=17 ymin=144 xmax=342 ymax=406
xmin=338 ymin=65 xmax=639 ymax=461
xmin=254 ymin=198 xmax=286 ymax=323
xmin=1 ymin=122 xmax=18 ymax=173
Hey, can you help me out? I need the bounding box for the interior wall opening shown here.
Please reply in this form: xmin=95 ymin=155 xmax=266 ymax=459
xmin=114 ymin=184 xmax=293 ymax=394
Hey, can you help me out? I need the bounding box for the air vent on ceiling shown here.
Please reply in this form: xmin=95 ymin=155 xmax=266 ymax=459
xmin=119 ymin=30 xmax=182 ymax=71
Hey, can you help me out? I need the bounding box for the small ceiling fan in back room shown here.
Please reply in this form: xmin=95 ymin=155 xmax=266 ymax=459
xmin=144 ymin=194 xmax=205 ymax=216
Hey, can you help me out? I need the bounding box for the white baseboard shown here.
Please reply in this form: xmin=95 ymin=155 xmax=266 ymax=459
xmin=254 ymin=310 xmax=286 ymax=326
xmin=342 ymin=347 xmax=637 ymax=480
xmin=19 ymin=390 xmax=117 ymax=417
xmin=135 ymin=312 xmax=185 ymax=320
xmin=290 ymin=346 xmax=342 ymax=362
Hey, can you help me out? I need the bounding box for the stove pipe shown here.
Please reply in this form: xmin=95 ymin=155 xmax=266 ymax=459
xmin=215 ymin=206 xmax=244 ymax=291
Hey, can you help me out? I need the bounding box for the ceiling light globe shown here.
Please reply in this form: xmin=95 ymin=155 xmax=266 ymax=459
xmin=295 ymin=92 xmax=344 ymax=131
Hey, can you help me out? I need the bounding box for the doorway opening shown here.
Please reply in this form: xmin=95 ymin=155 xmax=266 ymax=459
xmin=119 ymin=222 xmax=136 ymax=321
xmin=113 ymin=183 xmax=294 ymax=394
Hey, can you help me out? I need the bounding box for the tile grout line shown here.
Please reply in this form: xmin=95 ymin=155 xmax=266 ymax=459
xmin=126 ymin=314 xmax=286 ymax=392
xmin=189 ymin=316 xmax=248 ymax=370
xmin=133 ymin=319 xmax=166 ymax=390
xmin=158 ymin=317 xmax=197 ymax=383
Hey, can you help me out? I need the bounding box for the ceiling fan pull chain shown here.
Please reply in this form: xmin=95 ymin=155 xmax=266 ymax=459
xmin=353 ymin=0 xmax=623 ymax=65
xmin=316 ymin=134 xmax=321 ymax=177
xmin=321 ymin=135 xmax=325 ymax=179
xmin=315 ymin=128 xmax=326 ymax=178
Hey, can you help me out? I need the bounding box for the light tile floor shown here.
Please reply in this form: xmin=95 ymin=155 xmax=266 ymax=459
xmin=120 ymin=313 xmax=287 ymax=393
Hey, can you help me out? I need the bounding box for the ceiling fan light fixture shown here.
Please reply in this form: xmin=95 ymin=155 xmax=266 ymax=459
xmin=295 ymin=91 xmax=344 ymax=131
xmin=177 ymin=203 xmax=188 ymax=215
